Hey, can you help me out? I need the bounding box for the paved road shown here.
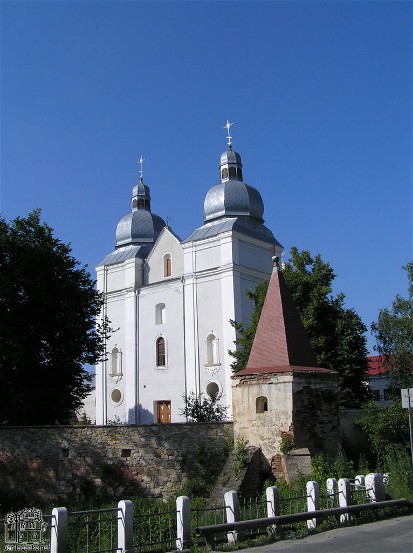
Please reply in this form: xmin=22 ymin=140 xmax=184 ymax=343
xmin=235 ymin=516 xmax=413 ymax=553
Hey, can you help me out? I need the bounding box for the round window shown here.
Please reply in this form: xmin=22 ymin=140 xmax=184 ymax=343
xmin=111 ymin=388 xmax=122 ymax=404
xmin=206 ymin=381 xmax=220 ymax=399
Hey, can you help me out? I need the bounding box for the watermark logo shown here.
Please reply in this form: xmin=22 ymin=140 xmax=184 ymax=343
xmin=4 ymin=508 xmax=48 ymax=551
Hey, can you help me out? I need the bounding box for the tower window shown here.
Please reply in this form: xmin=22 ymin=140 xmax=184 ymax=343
xmin=163 ymin=254 xmax=172 ymax=277
xmin=237 ymin=168 xmax=243 ymax=180
xmin=206 ymin=333 xmax=219 ymax=365
xmin=156 ymin=337 xmax=166 ymax=367
xmin=138 ymin=199 xmax=145 ymax=208
xmin=155 ymin=303 xmax=166 ymax=325
xmin=229 ymin=167 xmax=237 ymax=177
xmin=145 ymin=199 xmax=150 ymax=209
xmin=110 ymin=346 xmax=122 ymax=375
xmin=221 ymin=168 xmax=229 ymax=180
xmin=256 ymin=396 xmax=268 ymax=413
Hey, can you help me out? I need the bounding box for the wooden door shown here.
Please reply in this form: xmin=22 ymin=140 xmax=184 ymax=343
xmin=157 ymin=401 xmax=171 ymax=424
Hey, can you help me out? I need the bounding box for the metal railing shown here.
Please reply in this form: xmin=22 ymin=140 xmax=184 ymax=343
xmin=133 ymin=505 xmax=177 ymax=552
xmin=67 ymin=507 xmax=120 ymax=553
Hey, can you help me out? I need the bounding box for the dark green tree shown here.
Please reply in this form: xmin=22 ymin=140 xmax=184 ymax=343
xmin=371 ymin=261 xmax=413 ymax=390
xmin=0 ymin=210 xmax=110 ymax=425
xmin=230 ymin=247 xmax=370 ymax=408
xmin=179 ymin=391 xmax=229 ymax=422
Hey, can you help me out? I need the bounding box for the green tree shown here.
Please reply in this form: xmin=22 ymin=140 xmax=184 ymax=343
xmin=371 ymin=261 xmax=413 ymax=389
xmin=0 ymin=210 xmax=110 ymax=425
xmin=358 ymin=399 xmax=410 ymax=464
xmin=179 ymin=391 xmax=229 ymax=422
xmin=230 ymin=247 xmax=370 ymax=408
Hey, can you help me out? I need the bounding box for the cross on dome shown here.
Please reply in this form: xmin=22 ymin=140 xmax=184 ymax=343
xmin=138 ymin=155 xmax=145 ymax=181
xmin=224 ymin=119 xmax=233 ymax=149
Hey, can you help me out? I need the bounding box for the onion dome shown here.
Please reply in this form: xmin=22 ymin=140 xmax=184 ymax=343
xmin=203 ymin=147 xmax=264 ymax=224
xmin=115 ymin=177 xmax=166 ymax=248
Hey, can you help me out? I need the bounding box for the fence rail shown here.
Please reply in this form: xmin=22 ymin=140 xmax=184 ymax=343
xmin=1 ymin=472 xmax=409 ymax=553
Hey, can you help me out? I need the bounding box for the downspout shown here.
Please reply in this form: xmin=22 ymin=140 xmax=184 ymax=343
xmin=135 ymin=288 xmax=140 ymax=424
xmin=103 ymin=265 xmax=108 ymax=425
xmin=181 ymin=276 xmax=188 ymax=412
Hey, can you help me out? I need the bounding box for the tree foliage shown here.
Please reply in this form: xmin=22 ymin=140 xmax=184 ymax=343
xmin=358 ymin=400 xmax=410 ymax=465
xmin=179 ymin=391 xmax=229 ymax=422
xmin=230 ymin=247 xmax=370 ymax=408
xmin=0 ymin=210 xmax=109 ymax=425
xmin=371 ymin=261 xmax=413 ymax=389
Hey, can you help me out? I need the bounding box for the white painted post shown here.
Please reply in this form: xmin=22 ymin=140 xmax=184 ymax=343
xmin=306 ymin=480 xmax=319 ymax=530
xmin=224 ymin=490 xmax=242 ymax=543
xmin=366 ymin=473 xmax=385 ymax=502
xmin=176 ymin=496 xmax=191 ymax=550
xmin=355 ymin=475 xmax=365 ymax=489
xmin=266 ymin=486 xmax=280 ymax=533
xmin=51 ymin=507 xmax=68 ymax=553
xmin=118 ymin=500 xmax=134 ymax=553
xmin=338 ymin=478 xmax=351 ymax=523
xmin=326 ymin=477 xmax=337 ymax=507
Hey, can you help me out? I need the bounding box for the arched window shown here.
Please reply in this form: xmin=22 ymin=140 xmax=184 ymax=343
xmin=237 ymin=168 xmax=243 ymax=180
xmin=163 ymin=254 xmax=172 ymax=277
xmin=229 ymin=167 xmax=237 ymax=177
xmin=138 ymin=198 xmax=145 ymax=208
xmin=145 ymin=199 xmax=150 ymax=209
xmin=156 ymin=337 xmax=166 ymax=367
xmin=155 ymin=303 xmax=166 ymax=325
xmin=221 ymin=168 xmax=229 ymax=180
xmin=110 ymin=346 xmax=122 ymax=375
xmin=256 ymin=396 xmax=268 ymax=413
xmin=206 ymin=333 xmax=219 ymax=365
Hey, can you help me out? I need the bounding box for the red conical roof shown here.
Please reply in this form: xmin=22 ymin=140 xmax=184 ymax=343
xmin=236 ymin=258 xmax=330 ymax=376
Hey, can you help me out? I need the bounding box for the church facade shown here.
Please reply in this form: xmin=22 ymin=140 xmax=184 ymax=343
xmin=95 ymin=138 xmax=283 ymax=425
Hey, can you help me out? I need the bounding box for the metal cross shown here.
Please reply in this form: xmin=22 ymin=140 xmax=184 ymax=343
xmin=224 ymin=119 xmax=233 ymax=148
xmin=138 ymin=155 xmax=145 ymax=180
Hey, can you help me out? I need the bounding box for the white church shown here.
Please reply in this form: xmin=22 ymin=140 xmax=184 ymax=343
xmin=95 ymin=125 xmax=283 ymax=425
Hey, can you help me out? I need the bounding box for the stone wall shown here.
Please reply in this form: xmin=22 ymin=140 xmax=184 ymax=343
xmin=0 ymin=422 xmax=232 ymax=506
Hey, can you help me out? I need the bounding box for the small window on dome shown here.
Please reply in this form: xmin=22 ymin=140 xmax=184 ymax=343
xmin=221 ymin=168 xmax=228 ymax=180
xmin=237 ymin=168 xmax=243 ymax=180
xmin=138 ymin=199 xmax=145 ymax=208
xmin=145 ymin=199 xmax=150 ymax=209
xmin=133 ymin=199 xmax=138 ymax=209
xmin=229 ymin=167 xmax=237 ymax=177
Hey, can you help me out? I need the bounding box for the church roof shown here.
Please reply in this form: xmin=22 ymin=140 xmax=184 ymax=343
xmin=235 ymin=258 xmax=331 ymax=377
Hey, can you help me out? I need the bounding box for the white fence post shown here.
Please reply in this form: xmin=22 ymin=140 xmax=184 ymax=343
xmin=326 ymin=477 xmax=337 ymax=507
xmin=118 ymin=500 xmax=134 ymax=553
xmin=266 ymin=486 xmax=280 ymax=533
xmin=355 ymin=474 xmax=365 ymax=489
xmin=306 ymin=480 xmax=319 ymax=530
xmin=366 ymin=473 xmax=385 ymax=502
xmin=338 ymin=478 xmax=351 ymax=523
xmin=224 ymin=490 xmax=243 ymax=543
xmin=176 ymin=496 xmax=191 ymax=550
xmin=51 ymin=507 xmax=68 ymax=553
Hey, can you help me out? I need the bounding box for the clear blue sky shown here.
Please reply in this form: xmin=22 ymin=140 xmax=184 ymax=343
xmin=1 ymin=1 xmax=412 ymax=354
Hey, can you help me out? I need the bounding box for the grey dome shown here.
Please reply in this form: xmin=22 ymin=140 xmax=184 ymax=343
xmin=203 ymin=181 xmax=264 ymax=223
xmin=115 ymin=177 xmax=166 ymax=248
xmin=115 ymin=210 xmax=166 ymax=247
xmin=203 ymin=148 xmax=264 ymax=223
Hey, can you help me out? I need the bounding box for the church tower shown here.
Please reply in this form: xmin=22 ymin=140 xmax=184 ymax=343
xmin=96 ymin=124 xmax=283 ymax=425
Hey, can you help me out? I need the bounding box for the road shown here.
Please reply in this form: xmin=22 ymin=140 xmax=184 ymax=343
xmin=235 ymin=515 xmax=413 ymax=553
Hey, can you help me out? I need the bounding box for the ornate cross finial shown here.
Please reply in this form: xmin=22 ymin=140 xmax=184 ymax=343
xmin=224 ymin=119 xmax=233 ymax=149
xmin=138 ymin=155 xmax=145 ymax=181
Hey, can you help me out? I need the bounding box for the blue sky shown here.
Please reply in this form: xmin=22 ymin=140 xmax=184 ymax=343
xmin=1 ymin=1 xmax=411 ymax=354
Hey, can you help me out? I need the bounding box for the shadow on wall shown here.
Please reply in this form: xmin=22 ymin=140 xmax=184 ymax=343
xmin=0 ymin=422 xmax=233 ymax=511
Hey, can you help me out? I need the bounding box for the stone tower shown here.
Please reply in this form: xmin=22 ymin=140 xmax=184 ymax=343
xmin=231 ymin=257 xmax=339 ymax=475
